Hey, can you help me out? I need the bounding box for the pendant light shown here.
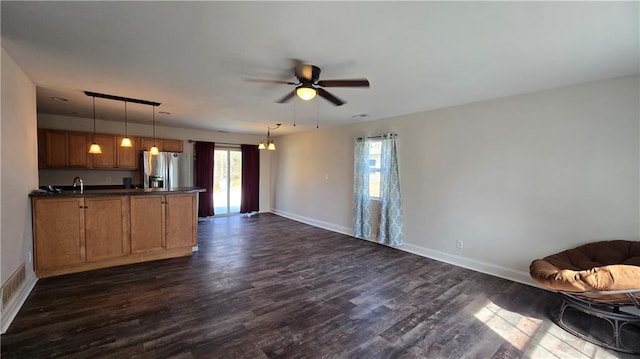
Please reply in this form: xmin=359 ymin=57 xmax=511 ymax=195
xmin=120 ymin=101 xmax=133 ymax=147
xmin=88 ymin=96 xmax=102 ymax=154
xmin=258 ymin=124 xmax=281 ymax=151
xmin=149 ymin=105 xmax=159 ymax=155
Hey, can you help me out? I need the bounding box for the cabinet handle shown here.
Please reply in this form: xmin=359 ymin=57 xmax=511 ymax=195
xmin=79 ymin=206 xmax=88 ymax=209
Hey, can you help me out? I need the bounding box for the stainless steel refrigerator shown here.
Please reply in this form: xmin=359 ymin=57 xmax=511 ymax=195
xmin=142 ymin=151 xmax=192 ymax=189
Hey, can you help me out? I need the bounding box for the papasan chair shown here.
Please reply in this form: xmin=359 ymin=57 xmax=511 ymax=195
xmin=530 ymin=240 xmax=640 ymax=354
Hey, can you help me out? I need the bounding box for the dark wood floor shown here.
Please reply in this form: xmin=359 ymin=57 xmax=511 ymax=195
xmin=1 ymin=213 xmax=637 ymax=358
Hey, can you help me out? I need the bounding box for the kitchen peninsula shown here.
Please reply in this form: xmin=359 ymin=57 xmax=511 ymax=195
xmin=30 ymin=187 xmax=204 ymax=278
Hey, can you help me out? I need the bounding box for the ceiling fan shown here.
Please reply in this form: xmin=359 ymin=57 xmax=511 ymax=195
xmin=248 ymin=60 xmax=369 ymax=106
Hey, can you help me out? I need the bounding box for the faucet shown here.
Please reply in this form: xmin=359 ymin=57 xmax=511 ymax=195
xmin=72 ymin=176 xmax=83 ymax=193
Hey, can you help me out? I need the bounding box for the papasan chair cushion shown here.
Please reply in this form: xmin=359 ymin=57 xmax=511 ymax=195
xmin=530 ymin=240 xmax=640 ymax=299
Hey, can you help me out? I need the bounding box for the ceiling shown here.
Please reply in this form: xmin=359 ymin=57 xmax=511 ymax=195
xmin=1 ymin=2 xmax=638 ymax=136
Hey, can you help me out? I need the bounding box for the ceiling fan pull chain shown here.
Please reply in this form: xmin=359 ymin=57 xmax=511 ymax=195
xmin=316 ymin=101 xmax=319 ymax=129
xmin=293 ymin=102 xmax=296 ymax=127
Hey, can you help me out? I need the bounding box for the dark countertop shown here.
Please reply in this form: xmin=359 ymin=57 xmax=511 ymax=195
xmin=30 ymin=187 xmax=205 ymax=198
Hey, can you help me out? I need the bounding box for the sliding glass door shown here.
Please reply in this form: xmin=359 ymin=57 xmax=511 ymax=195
xmin=213 ymin=149 xmax=242 ymax=215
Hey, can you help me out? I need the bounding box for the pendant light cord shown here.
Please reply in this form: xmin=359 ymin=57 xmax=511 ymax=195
xmin=92 ymin=96 xmax=97 ymax=141
xmin=124 ymin=101 xmax=128 ymax=136
xmin=152 ymin=105 xmax=156 ymax=145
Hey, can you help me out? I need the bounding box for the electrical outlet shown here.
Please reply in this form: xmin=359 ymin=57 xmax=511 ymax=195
xmin=456 ymin=240 xmax=464 ymax=249
xmin=28 ymin=251 xmax=32 ymax=263
xmin=106 ymin=177 xmax=111 ymax=184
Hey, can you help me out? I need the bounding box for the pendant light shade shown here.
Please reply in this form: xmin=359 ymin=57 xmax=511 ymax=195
xmin=150 ymin=105 xmax=159 ymax=155
xmin=88 ymin=96 xmax=102 ymax=154
xmin=120 ymin=101 xmax=133 ymax=147
xmin=88 ymin=143 xmax=102 ymax=154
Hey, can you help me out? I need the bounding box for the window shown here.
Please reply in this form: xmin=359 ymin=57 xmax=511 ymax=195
xmin=368 ymin=140 xmax=382 ymax=198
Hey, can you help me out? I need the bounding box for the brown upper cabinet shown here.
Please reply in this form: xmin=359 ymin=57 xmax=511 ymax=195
xmin=140 ymin=137 xmax=184 ymax=153
xmin=67 ymin=132 xmax=91 ymax=168
xmin=45 ymin=130 xmax=67 ymax=167
xmin=91 ymin=134 xmax=116 ymax=169
xmin=39 ymin=130 xmax=183 ymax=170
xmin=161 ymin=139 xmax=184 ymax=153
xmin=44 ymin=130 xmax=91 ymax=168
xmin=115 ymin=136 xmax=139 ymax=169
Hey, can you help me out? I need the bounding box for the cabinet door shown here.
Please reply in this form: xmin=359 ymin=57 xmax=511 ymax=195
xmin=85 ymin=196 xmax=129 ymax=261
xmin=116 ymin=136 xmax=139 ymax=169
xmin=161 ymin=139 xmax=184 ymax=153
xmin=166 ymin=194 xmax=196 ymax=248
xmin=33 ymin=198 xmax=85 ymax=270
xmin=130 ymin=195 xmax=165 ymax=253
xmin=91 ymin=134 xmax=116 ymax=168
xmin=45 ymin=130 xmax=67 ymax=167
xmin=68 ymin=132 xmax=90 ymax=168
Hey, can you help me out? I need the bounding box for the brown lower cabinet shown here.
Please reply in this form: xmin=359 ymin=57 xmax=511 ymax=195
xmin=33 ymin=197 xmax=86 ymax=270
xmin=85 ymin=196 xmax=129 ymax=261
xmin=130 ymin=194 xmax=197 ymax=253
xmin=32 ymin=192 xmax=197 ymax=278
xmin=130 ymin=195 xmax=166 ymax=253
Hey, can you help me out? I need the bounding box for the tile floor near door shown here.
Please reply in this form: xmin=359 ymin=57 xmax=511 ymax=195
xmin=1 ymin=213 xmax=637 ymax=358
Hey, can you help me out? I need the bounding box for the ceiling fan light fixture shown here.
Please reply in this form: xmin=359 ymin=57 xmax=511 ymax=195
xmin=296 ymin=86 xmax=317 ymax=101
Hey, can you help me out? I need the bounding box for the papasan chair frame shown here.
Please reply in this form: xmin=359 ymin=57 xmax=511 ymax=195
xmin=530 ymin=240 xmax=640 ymax=354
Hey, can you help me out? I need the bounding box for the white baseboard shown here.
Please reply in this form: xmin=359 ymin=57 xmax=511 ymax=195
xmin=271 ymin=209 xmax=353 ymax=236
xmin=397 ymin=243 xmax=538 ymax=287
xmin=1 ymin=272 xmax=37 ymax=334
xmin=270 ymin=210 xmax=539 ymax=288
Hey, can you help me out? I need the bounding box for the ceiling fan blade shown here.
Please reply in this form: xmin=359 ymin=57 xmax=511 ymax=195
xmin=318 ymin=88 xmax=345 ymax=106
xmin=317 ymin=79 xmax=370 ymax=87
xmin=276 ymin=90 xmax=296 ymax=103
xmin=246 ymin=79 xmax=297 ymax=85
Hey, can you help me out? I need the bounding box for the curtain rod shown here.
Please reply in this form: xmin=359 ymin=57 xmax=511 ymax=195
xmin=356 ymin=133 xmax=397 ymax=141
xmin=188 ymin=139 xmax=244 ymax=146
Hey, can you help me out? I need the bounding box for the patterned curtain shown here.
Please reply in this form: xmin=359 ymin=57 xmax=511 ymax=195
xmin=353 ymin=137 xmax=371 ymax=239
xmin=378 ymin=134 xmax=403 ymax=246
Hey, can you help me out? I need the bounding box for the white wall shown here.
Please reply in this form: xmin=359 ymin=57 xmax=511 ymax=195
xmin=38 ymin=115 xmax=273 ymax=213
xmin=272 ymin=76 xmax=640 ymax=285
xmin=1 ymin=47 xmax=39 ymax=330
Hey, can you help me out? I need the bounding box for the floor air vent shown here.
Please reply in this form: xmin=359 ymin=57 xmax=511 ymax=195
xmin=2 ymin=264 xmax=26 ymax=308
